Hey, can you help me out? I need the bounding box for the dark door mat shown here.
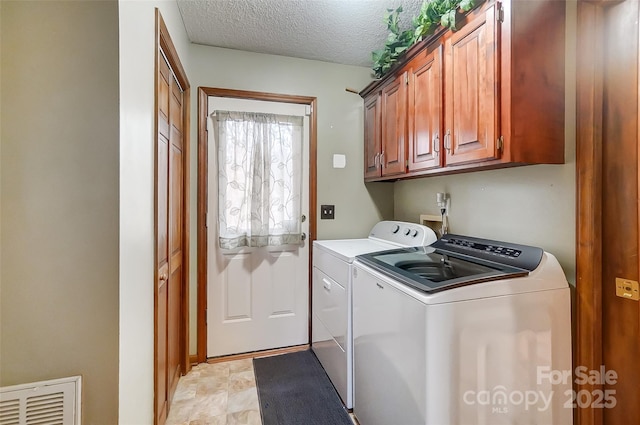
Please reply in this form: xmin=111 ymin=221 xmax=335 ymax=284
xmin=253 ymin=350 xmax=353 ymax=425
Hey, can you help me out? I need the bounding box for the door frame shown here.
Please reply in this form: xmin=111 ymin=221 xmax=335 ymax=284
xmin=196 ymin=87 xmax=317 ymax=362
xmin=154 ymin=9 xmax=191 ymax=422
xmin=575 ymin=1 xmax=628 ymax=425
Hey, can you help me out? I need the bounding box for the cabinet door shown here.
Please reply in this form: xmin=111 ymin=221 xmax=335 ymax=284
xmin=444 ymin=3 xmax=499 ymax=166
xmin=408 ymin=46 xmax=443 ymax=172
xmin=364 ymin=93 xmax=381 ymax=180
xmin=381 ymin=73 xmax=408 ymax=176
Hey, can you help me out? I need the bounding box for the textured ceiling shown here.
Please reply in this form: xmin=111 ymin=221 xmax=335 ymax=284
xmin=177 ymin=0 xmax=424 ymax=68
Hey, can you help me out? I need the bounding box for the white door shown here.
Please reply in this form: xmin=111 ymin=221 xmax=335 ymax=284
xmin=207 ymin=97 xmax=310 ymax=357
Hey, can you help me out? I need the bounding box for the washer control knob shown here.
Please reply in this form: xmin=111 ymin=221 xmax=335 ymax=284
xmin=404 ymin=228 xmax=411 ymax=236
xmin=412 ymin=230 xmax=419 ymax=237
xmin=392 ymin=225 xmax=400 ymax=234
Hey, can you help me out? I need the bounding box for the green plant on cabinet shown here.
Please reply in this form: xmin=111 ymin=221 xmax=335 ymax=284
xmin=372 ymin=0 xmax=475 ymax=78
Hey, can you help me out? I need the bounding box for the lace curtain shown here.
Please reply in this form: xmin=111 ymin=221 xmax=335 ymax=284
xmin=212 ymin=110 xmax=303 ymax=249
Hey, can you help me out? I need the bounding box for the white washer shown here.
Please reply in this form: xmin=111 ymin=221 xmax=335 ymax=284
xmin=312 ymin=221 xmax=437 ymax=409
xmin=352 ymin=235 xmax=573 ymax=425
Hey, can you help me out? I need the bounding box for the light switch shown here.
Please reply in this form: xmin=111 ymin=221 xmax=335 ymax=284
xmin=333 ymin=154 xmax=346 ymax=168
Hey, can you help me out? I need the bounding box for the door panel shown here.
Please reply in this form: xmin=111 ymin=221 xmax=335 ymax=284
xmin=214 ymin=246 xmax=307 ymax=355
xmin=408 ymin=46 xmax=442 ymax=172
xmin=576 ymin=1 xmax=640 ymax=423
xmin=381 ymin=74 xmax=407 ymax=176
xmin=156 ymin=270 xmax=168 ymax=421
xmin=223 ymin=253 xmax=253 ymax=321
xmin=268 ymin=249 xmax=297 ymax=316
xmin=252 ymin=247 xmax=307 ymax=346
xmin=454 ymin=38 xmax=479 ymax=145
xmin=169 ymin=133 xmax=183 ymax=255
xmin=156 ymin=44 xmax=187 ymax=424
xmin=155 ymin=56 xmax=170 ymax=424
xmin=157 ymin=135 xmax=169 ymax=267
xmin=207 ymin=97 xmax=310 ymax=358
xmin=167 ymin=264 xmax=181 ymax=400
xmin=445 ymin=4 xmax=498 ymax=166
xmin=167 ymin=73 xmax=184 ymax=404
xmin=364 ymin=94 xmax=381 ymax=179
xmin=601 ymin=1 xmax=640 ymax=422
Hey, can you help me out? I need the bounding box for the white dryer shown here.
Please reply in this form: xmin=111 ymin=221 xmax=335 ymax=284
xmin=312 ymin=221 xmax=437 ymax=409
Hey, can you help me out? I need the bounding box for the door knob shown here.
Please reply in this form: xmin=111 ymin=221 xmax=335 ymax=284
xmin=301 ymin=233 xmax=307 ymax=241
xmin=159 ymin=274 xmax=168 ymax=281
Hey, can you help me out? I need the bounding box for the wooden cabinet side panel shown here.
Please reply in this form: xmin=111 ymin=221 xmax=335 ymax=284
xmin=506 ymin=0 xmax=565 ymax=163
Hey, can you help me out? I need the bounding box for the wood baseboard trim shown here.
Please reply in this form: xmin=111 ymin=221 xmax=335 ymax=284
xmin=206 ymin=344 xmax=310 ymax=364
xmin=189 ymin=354 xmax=198 ymax=366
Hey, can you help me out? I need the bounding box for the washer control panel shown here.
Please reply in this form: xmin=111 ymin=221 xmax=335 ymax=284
xmin=433 ymin=234 xmax=544 ymax=271
xmin=368 ymin=221 xmax=437 ymax=247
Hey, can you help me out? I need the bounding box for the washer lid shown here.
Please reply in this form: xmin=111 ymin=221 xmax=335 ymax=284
xmin=357 ymin=246 xmax=529 ymax=293
xmin=313 ymin=239 xmax=398 ymax=263
xmin=356 ymin=234 xmax=545 ymax=294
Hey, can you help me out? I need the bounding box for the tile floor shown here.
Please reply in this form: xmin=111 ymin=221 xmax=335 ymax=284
xmin=166 ymin=355 xmax=358 ymax=425
xmin=166 ymin=358 xmax=261 ymax=425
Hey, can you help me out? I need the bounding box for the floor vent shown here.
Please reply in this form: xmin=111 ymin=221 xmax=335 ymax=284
xmin=0 ymin=376 xmax=81 ymax=425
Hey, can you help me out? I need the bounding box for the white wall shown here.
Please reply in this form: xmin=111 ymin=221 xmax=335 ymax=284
xmin=394 ymin=164 xmax=576 ymax=280
xmin=393 ymin=1 xmax=577 ymax=283
xmin=187 ymin=45 xmax=394 ymax=352
xmin=1 ymin=1 xmax=119 ymax=423
xmin=118 ymin=0 xmax=191 ymax=423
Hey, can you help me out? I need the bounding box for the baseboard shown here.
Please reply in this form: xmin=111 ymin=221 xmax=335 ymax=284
xmin=206 ymin=344 xmax=310 ymax=364
xmin=189 ymin=354 xmax=198 ymax=366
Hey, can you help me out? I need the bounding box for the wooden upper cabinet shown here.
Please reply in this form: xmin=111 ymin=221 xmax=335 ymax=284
xmin=381 ymin=72 xmax=408 ymax=176
xmin=444 ymin=3 xmax=498 ymax=166
xmin=364 ymin=93 xmax=381 ymax=180
xmin=407 ymin=44 xmax=443 ymax=172
xmin=359 ymin=0 xmax=565 ymax=181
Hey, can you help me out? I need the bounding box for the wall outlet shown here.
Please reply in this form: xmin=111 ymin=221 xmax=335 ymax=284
xmin=321 ymin=205 xmax=335 ymax=219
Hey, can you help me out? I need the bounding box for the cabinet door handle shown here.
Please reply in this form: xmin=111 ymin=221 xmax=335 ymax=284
xmin=433 ymin=133 xmax=440 ymax=155
xmin=444 ymin=129 xmax=451 ymax=152
xmin=381 ymin=151 xmax=385 ymax=168
xmin=374 ymin=152 xmax=380 ymax=167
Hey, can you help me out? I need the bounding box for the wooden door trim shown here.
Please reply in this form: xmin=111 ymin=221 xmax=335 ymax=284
xmin=155 ymin=9 xmax=191 ymax=424
xmin=196 ymin=86 xmax=318 ymax=363
xmin=575 ymin=2 xmax=605 ymax=425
